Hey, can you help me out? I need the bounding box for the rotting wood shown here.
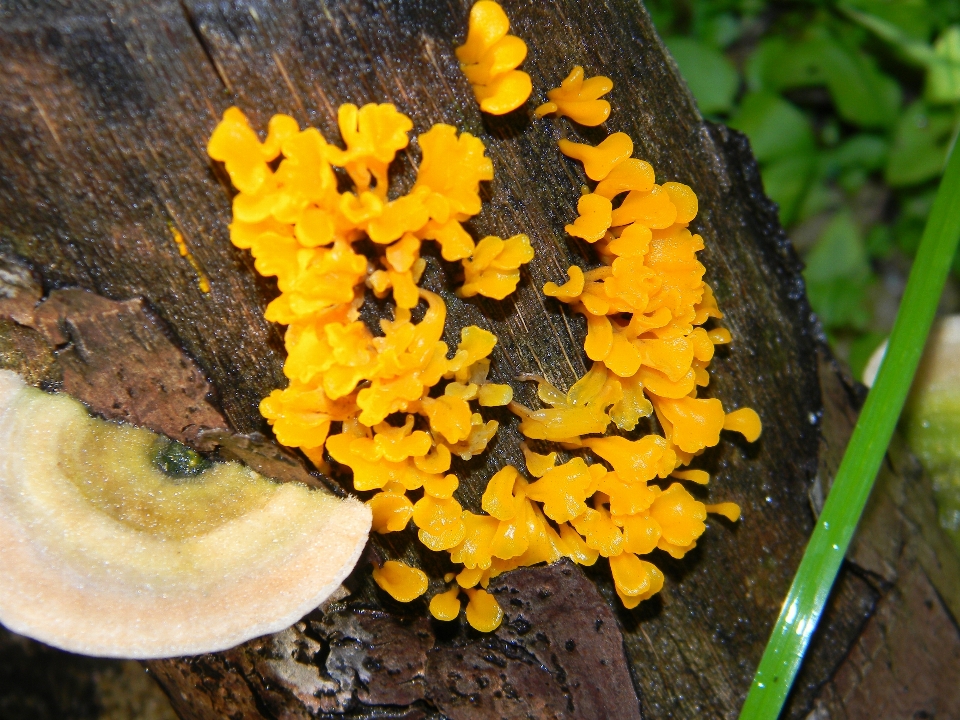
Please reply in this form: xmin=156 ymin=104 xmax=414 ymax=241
xmin=0 ymin=0 xmax=958 ymax=718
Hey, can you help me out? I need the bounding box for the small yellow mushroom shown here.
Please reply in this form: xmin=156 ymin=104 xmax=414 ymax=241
xmin=412 ymin=495 xmax=467 ymax=551
xmin=543 ymin=265 xmax=585 ymax=301
xmin=570 ymin=504 xmax=624 ymax=557
xmin=524 ymin=458 xmax=594 ymax=523
xmin=594 ymin=159 xmax=656 ymax=199
xmin=464 ymin=588 xmax=504 ymax=632
xmin=535 ymin=66 xmax=613 ymax=126
xmin=558 ymin=133 xmax=634 ymax=181
xmin=368 ymin=485 xmax=415 ymax=532
xmin=723 ymin=407 xmax=763 ymax=442
xmin=456 ymin=1 xmax=532 ymax=115
xmin=706 ymin=503 xmax=742 ymax=522
xmin=372 ymin=560 xmax=429 ymax=603
xmin=609 ymin=553 xmax=664 ymax=609
xmin=459 ymin=234 xmax=535 ymax=299
xmin=565 ymin=194 xmax=613 ymax=243
xmin=429 ymin=586 xmax=463 ymax=621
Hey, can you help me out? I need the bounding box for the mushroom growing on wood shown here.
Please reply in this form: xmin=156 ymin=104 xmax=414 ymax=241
xmin=0 ymin=369 xmax=371 ymax=659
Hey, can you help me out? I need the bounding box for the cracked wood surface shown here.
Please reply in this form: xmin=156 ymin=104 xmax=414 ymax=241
xmin=1 ymin=1 xmax=959 ymax=718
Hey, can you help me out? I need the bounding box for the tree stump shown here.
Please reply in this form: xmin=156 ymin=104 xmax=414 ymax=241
xmin=1 ymin=1 xmax=959 ymax=718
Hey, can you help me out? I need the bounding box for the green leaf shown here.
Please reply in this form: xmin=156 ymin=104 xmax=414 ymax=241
xmin=754 ymin=29 xmax=902 ymax=128
xmin=839 ymin=3 xmax=938 ymax=66
xmin=886 ymin=100 xmax=956 ymax=187
xmin=816 ymin=37 xmax=902 ymax=129
xmin=804 ymin=210 xmax=871 ymax=283
xmin=804 ymin=211 xmax=874 ymax=330
xmin=806 ymin=277 xmax=873 ymax=330
xmin=728 ymin=91 xmax=816 ymax=163
xmin=928 ymin=25 xmax=960 ymax=103
xmin=761 ymin=155 xmax=819 ymax=227
xmin=753 ymin=35 xmax=830 ymax=91
xmin=696 ymin=12 xmax=741 ymax=49
xmin=866 ymin=223 xmax=895 ymax=258
xmin=796 ymin=180 xmax=842 ymax=224
xmin=842 ymin=0 xmax=934 ymax=42
xmin=665 ymin=36 xmax=740 ymax=114
xmin=744 ymin=36 xmax=788 ymax=92
xmin=840 ymin=5 xmax=960 ymax=104
xmin=829 ymin=135 xmax=889 ymax=172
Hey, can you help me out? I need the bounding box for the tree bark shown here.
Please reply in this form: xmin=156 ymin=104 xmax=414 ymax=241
xmin=0 ymin=1 xmax=958 ymax=718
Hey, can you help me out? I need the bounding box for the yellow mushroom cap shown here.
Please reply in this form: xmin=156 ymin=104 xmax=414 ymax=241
xmin=371 ymin=560 xmax=428 ymax=603
xmin=429 ymin=586 xmax=462 ymax=621
xmin=0 ymin=370 xmax=371 ymax=659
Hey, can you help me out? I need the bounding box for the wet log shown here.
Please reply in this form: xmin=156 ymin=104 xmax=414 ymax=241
xmin=1 ymin=1 xmax=959 ymax=718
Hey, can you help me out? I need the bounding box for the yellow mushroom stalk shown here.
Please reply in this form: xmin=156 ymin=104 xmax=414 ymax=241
xmin=0 ymin=370 xmax=371 ymax=659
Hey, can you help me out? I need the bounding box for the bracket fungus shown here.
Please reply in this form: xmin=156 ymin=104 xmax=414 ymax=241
xmin=0 ymin=369 xmax=371 ymax=659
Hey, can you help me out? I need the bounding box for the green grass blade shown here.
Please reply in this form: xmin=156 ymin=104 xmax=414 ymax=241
xmin=738 ymin=143 xmax=960 ymax=720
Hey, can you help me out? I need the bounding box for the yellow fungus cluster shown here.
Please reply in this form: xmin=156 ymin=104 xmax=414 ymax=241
xmin=506 ymin=68 xmax=763 ymax=607
xmin=456 ymin=1 xmax=532 ymax=115
xmin=534 ymin=66 xmax=614 ymax=126
xmin=210 ymin=6 xmax=762 ymax=631
xmin=208 ymin=102 xmax=534 ymax=630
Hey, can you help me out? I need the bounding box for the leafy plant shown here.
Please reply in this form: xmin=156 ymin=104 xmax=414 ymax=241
xmin=650 ymin=0 xmax=960 ymax=379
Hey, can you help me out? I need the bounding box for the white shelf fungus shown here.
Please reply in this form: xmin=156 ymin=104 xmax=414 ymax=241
xmin=0 ymin=369 xmax=371 ymax=659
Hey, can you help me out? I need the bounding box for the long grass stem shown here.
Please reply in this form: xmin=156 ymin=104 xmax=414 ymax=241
xmin=738 ymin=142 xmax=960 ymax=719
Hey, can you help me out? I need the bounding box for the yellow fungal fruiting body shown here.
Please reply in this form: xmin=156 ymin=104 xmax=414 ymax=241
xmin=209 ymin=103 xmax=537 ymax=630
xmin=372 ymin=560 xmax=428 ymax=603
xmin=456 ymin=1 xmax=532 ymax=115
xmin=509 ymin=73 xmax=762 ymax=607
xmin=210 ymin=33 xmax=761 ymax=629
xmin=535 ymin=66 xmax=614 ymax=126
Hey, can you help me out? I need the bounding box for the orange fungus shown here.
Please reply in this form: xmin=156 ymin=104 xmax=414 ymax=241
xmin=210 ymin=20 xmax=760 ymax=629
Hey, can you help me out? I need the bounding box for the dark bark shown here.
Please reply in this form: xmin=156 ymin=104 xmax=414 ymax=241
xmin=0 ymin=1 xmax=958 ymax=718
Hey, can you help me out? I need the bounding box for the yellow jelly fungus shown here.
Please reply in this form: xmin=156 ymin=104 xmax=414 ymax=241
xmin=429 ymin=586 xmax=463 ymax=621
xmin=559 ymin=133 xmax=633 ymax=181
xmin=456 ymin=1 xmax=532 ymax=115
xmin=706 ymin=502 xmax=742 ymax=522
xmin=464 ymin=587 xmax=504 ymax=632
xmin=524 ymin=458 xmax=593 ymax=523
xmin=457 ymin=566 xmax=485 ymax=588
xmin=413 ymin=495 xmax=467 ymax=551
xmin=565 ymin=194 xmax=612 ymax=243
xmin=543 ymin=265 xmax=585 ymax=300
xmin=506 ymin=71 xmax=758 ymax=612
xmin=534 ymin=66 xmax=614 ymax=126
xmin=521 ymin=443 xmax=558 ymax=478
xmin=372 ymin=560 xmax=429 ymax=603
xmin=723 ymin=407 xmax=763 ymax=442
xmin=214 ymin=48 xmax=761 ymax=627
xmin=481 ymin=465 xmax=521 ymax=519
xmin=671 ymin=469 xmax=710 ymax=485
xmin=209 ymin=103 xmax=541 ymax=631
xmin=609 ymin=553 xmax=665 ymax=609
xmin=459 ymin=234 xmax=535 ymax=299
xmin=368 ymin=486 xmax=415 ymax=532
xmin=709 ymin=327 xmax=733 ymax=344
xmin=594 ymin=159 xmax=656 ymax=199
xmin=478 ymin=383 xmax=513 ymax=406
